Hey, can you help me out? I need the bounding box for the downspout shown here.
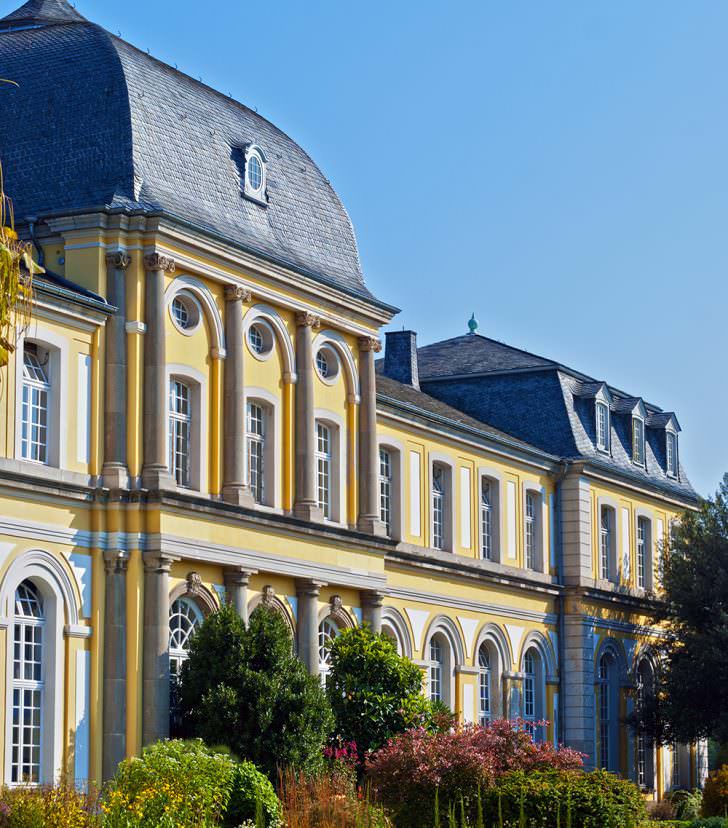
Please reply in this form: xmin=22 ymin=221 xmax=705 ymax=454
xmin=25 ymin=216 xmax=45 ymax=268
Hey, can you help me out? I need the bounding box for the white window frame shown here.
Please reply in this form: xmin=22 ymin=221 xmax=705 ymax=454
xmin=318 ymin=617 xmax=339 ymax=685
xmin=666 ymin=429 xmax=678 ymax=478
xmin=523 ymin=485 xmax=545 ymax=572
xmin=480 ymin=478 xmax=495 ymax=561
xmin=478 ymin=642 xmax=492 ymax=725
xmin=242 ymin=144 xmax=268 ymax=205
xmin=168 ymin=596 xmax=204 ymax=684
xmin=246 ymin=400 xmax=269 ymax=506
xmin=522 ymin=647 xmax=545 ymax=741
xmin=20 ymin=345 xmax=51 ymax=465
xmin=14 ymin=330 xmax=68 ymax=470
xmin=379 ymin=447 xmax=393 ymax=536
xmin=245 ymin=387 xmax=282 ymax=510
xmin=166 ymin=365 xmax=207 ymax=494
xmin=429 ymin=455 xmax=454 ymax=552
xmin=314 ymin=411 xmax=345 ymax=524
xmin=377 ymin=438 xmax=404 ymax=541
xmin=596 ymin=400 xmax=610 ymax=453
xmin=599 ymin=505 xmax=617 ymax=583
xmin=632 ymin=416 xmax=646 ymax=467
xmin=636 ymin=514 xmax=653 ymax=591
xmin=597 ymin=651 xmax=619 ymax=772
xmin=168 ymin=378 xmax=192 ymax=488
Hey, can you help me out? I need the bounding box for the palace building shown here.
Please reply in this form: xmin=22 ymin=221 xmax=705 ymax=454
xmin=0 ymin=0 xmax=706 ymax=795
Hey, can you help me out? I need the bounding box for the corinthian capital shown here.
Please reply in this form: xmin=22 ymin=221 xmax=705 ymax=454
xmin=295 ymin=311 xmax=321 ymax=329
xmin=143 ymin=252 xmax=176 ymax=273
xmin=224 ymin=285 xmax=253 ymax=303
xmin=358 ymin=336 xmax=382 ymax=353
xmin=105 ymin=251 xmax=132 ymax=271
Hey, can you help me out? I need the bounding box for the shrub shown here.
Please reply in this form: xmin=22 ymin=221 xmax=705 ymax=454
xmin=688 ymin=819 xmax=728 ymax=828
xmin=278 ymin=767 xmax=389 ymax=828
xmin=0 ymin=784 xmax=100 ymax=827
xmin=366 ymin=720 xmax=583 ymax=826
xmin=103 ymin=739 xmax=235 ymax=827
xmin=326 ymin=625 xmax=442 ymax=759
xmin=649 ymin=797 xmax=678 ymax=820
xmin=224 ymin=760 xmax=282 ymax=828
xmin=179 ymin=603 xmax=334 ymax=778
xmin=484 ymin=769 xmax=647 ymax=828
xmin=703 ymin=767 xmax=728 ymax=817
xmin=671 ymin=789 xmax=704 ymax=820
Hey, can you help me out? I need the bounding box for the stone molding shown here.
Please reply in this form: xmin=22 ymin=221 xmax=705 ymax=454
xmin=358 ymin=336 xmax=382 ymax=353
xmin=105 ymin=251 xmax=131 ymax=270
xmin=224 ymin=285 xmax=253 ymax=303
xmin=143 ymin=252 xmax=176 ymax=273
xmin=295 ymin=311 xmax=321 ymax=329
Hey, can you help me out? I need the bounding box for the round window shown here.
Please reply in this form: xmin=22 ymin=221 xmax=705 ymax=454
xmin=246 ymin=319 xmax=274 ymax=359
xmin=169 ymin=292 xmax=201 ymax=334
xmin=315 ymin=345 xmax=340 ymax=382
xmin=248 ymin=154 xmax=263 ymax=191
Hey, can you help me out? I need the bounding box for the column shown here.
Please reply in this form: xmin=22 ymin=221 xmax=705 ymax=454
xmin=293 ymin=313 xmax=323 ymax=522
xmin=562 ymin=611 xmax=596 ymax=765
xmin=222 ymin=286 xmax=255 ymax=505
xmin=295 ymin=579 xmax=323 ymax=675
xmin=224 ymin=567 xmax=253 ymax=624
xmin=141 ymin=253 xmax=176 ymax=491
xmin=360 ymin=590 xmax=384 ymax=633
xmin=102 ymin=549 xmax=128 ymax=779
xmin=142 ymin=552 xmax=173 ymax=745
xmin=102 ymin=252 xmax=131 ymax=489
xmin=357 ymin=337 xmax=387 ymax=536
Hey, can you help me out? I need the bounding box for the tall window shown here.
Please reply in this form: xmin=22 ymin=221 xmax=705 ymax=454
xmin=429 ymin=637 xmax=443 ymax=703
xmin=168 ymin=379 xmax=191 ymax=486
xmin=596 ymin=401 xmax=610 ymax=452
xmin=379 ymin=448 xmax=392 ymax=535
xmin=671 ymin=742 xmax=680 ymax=789
xmin=637 ymin=517 xmax=648 ymax=589
xmin=632 ymin=417 xmax=645 ymax=466
xmin=525 ymin=492 xmax=537 ymax=570
xmin=480 ymin=479 xmax=493 ymax=561
xmin=316 ymin=423 xmax=332 ymax=519
xmin=523 ymin=650 xmax=536 ymax=724
xmin=246 ymin=402 xmax=266 ymax=504
xmin=600 ymin=507 xmax=612 ymax=581
xmin=598 ymin=653 xmax=615 ymax=771
xmin=11 ymin=581 xmax=44 ymax=784
xmin=318 ymin=618 xmax=339 ymax=685
xmin=478 ymin=643 xmax=491 ymax=725
xmin=666 ymin=431 xmax=678 ymax=477
xmin=21 ymin=345 xmax=50 ymax=464
xmin=636 ymin=661 xmax=654 ymax=788
xmin=168 ymin=597 xmax=204 ymax=734
xmin=432 ymin=466 xmax=445 ymax=550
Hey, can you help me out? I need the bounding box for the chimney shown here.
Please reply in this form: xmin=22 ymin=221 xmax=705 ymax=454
xmin=384 ymin=330 xmax=419 ymax=390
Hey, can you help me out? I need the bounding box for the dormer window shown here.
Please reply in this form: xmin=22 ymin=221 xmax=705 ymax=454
xmin=666 ymin=430 xmax=678 ymax=478
xmin=632 ymin=417 xmax=645 ymax=466
xmin=596 ymin=401 xmax=610 ymax=452
xmin=242 ymin=144 xmax=268 ymax=205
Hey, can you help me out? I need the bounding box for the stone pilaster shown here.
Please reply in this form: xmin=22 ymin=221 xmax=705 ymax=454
xmin=293 ymin=312 xmax=323 ymax=522
xmin=141 ymin=253 xmax=176 ymax=491
xmin=295 ymin=579 xmax=323 ymax=675
xmin=222 ymin=286 xmax=255 ymax=506
xmin=102 ymin=549 xmax=128 ymax=779
xmin=357 ymin=337 xmax=387 ymax=536
xmin=360 ymin=590 xmax=385 ymax=633
xmin=102 ymin=252 xmax=131 ymax=489
xmin=142 ymin=551 xmax=174 ymax=746
xmin=562 ymin=609 xmax=596 ymax=765
xmin=224 ymin=566 xmax=253 ymax=624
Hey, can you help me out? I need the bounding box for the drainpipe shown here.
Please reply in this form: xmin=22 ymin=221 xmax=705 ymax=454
xmin=25 ymin=216 xmax=45 ymax=267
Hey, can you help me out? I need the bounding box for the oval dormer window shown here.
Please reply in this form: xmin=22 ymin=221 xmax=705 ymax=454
xmin=243 ymin=144 xmax=268 ymax=205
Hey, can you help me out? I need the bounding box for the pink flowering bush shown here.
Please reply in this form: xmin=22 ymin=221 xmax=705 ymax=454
xmin=365 ymin=719 xmax=584 ymax=827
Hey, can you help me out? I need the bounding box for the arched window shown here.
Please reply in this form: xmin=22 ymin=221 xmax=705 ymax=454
xmin=318 ymin=617 xmax=339 ymax=685
xmin=636 ymin=660 xmax=655 ymax=789
xmin=169 ymin=598 xmax=204 ymax=683
xmin=523 ymin=648 xmax=545 ymax=741
xmin=478 ymin=642 xmax=492 ymax=725
xmin=246 ymin=401 xmax=267 ymax=504
xmin=598 ymin=651 xmax=619 ymax=772
xmin=379 ymin=448 xmax=393 ymax=535
xmin=480 ymin=479 xmax=493 ymax=561
xmin=21 ymin=344 xmax=50 ymax=464
xmin=168 ymin=379 xmax=191 ymax=486
xmin=432 ymin=466 xmax=446 ymax=550
xmin=429 ymin=636 xmax=444 ymax=703
xmin=11 ymin=581 xmax=44 ymax=784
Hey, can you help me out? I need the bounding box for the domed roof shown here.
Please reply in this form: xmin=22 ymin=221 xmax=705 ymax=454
xmin=0 ymin=0 xmax=383 ymax=303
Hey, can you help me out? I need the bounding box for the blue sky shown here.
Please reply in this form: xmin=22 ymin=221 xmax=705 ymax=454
xmin=39 ymin=0 xmax=728 ymax=495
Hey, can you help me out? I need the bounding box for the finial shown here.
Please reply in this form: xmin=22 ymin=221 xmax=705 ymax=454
xmin=468 ymin=313 xmax=479 ymax=335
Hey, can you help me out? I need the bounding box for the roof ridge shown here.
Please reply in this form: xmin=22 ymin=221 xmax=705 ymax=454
xmin=1 ymin=0 xmax=86 ymax=25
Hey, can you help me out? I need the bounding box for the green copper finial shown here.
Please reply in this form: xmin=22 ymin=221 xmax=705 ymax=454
xmin=468 ymin=313 xmax=479 ymax=334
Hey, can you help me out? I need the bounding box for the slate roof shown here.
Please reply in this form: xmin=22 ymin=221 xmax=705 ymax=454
xmin=407 ymin=333 xmax=697 ymax=502
xmin=0 ymin=0 xmax=387 ymax=307
xmin=376 ymin=373 xmax=556 ymax=460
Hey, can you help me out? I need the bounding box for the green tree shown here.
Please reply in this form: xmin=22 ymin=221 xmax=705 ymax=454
xmin=632 ymin=474 xmax=728 ymax=746
xmin=179 ymin=602 xmax=334 ymax=778
xmin=327 ymin=624 xmax=439 ymax=757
